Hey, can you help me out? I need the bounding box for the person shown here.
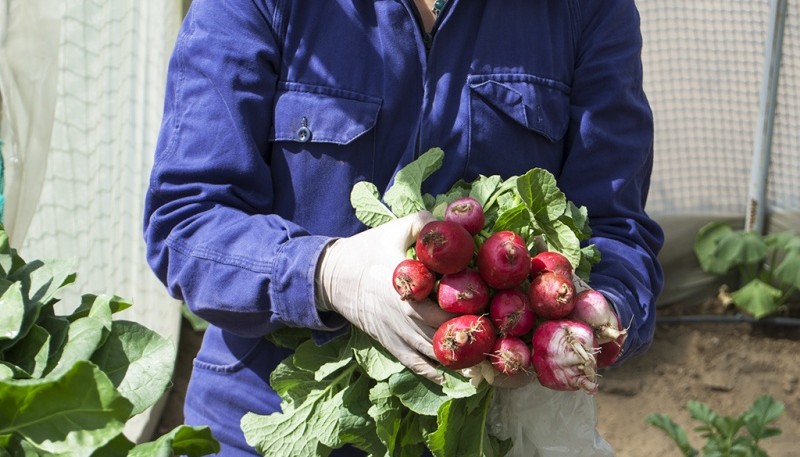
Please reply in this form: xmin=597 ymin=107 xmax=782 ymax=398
xmin=143 ymin=0 xmax=664 ymax=455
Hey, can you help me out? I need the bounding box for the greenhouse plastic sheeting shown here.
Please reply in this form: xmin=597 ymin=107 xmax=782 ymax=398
xmin=0 ymin=0 xmax=184 ymax=443
xmin=0 ymin=0 xmax=60 ymax=245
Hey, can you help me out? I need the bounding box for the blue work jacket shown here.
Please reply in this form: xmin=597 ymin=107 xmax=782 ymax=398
xmin=144 ymin=0 xmax=664 ymax=454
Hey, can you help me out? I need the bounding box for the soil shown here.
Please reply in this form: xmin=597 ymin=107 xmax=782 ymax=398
xmin=157 ymin=300 xmax=800 ymax=457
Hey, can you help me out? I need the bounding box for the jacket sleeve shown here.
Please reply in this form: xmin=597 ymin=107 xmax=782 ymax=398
xmin=559 ymin=0 xmax=664 ymax=364
xmin=143 ymin=0 xmax=344 ymax=338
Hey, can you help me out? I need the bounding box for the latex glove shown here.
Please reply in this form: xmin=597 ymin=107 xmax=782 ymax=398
xmin=572 ymin=273 xmax=591 ymax=294
xmin=317 ymin=211 xmax=455 ymax=383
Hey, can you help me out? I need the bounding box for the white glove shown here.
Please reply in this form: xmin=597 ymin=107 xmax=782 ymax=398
xmin=317 ymin=211 xmax=455 ymax=383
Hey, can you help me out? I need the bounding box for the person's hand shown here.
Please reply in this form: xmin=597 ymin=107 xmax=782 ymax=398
xmin=317 ymin=211 xmax=455 ymax=383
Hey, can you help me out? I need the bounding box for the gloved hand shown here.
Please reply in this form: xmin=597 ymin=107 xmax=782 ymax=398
xmin=316 ymin=211 xmax=456 ymax=383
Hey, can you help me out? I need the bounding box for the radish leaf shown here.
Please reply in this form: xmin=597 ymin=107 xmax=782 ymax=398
xmin=350 ymin=181 xmax=396 ymax=228
xmin=384 ymin=148 xmax=444 ymax=217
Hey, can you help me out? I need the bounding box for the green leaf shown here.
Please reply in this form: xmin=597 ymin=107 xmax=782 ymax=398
xmin=349 ymin=329 xmax=405 ymax=382
xmin=69 ymin=295 xmax=132 ymax=323
xmin=743 ymin=395 xmax=785 ymax=440
xmin=0 ymin=364 xmax=13 ymax=381
xmin=2 ymin=325 xmax=50 ymax=378
xmin=729 ymin=279 xmax=782 ymax=319
xmin=383 ymin=148 xmax=444 ymax=217
xmin=646 ymin=413 xmax=698 ymax=457
xmin=561 ymin=202 xmax=592 ymax=240
xmin=492 ymin=204 xmax=531 ymax=235
xmin=774 ymin=249 xmax=800 ymax=289
xmin=127 ymin=425 xmax=219 ymax=457
xmin=713 ymin=231 xmax=767 ymax=268
xmin=90 ymin=320 xmax=176 ymax=415
xmin=84 ymin=433 xmax=135 ymax=457
xmin=44 ymin=315 xmax=107 ymax=379
xmin=516 ymin=168 xmax=567 ymax=224
xmin=694 ymin=222 xmax=735 ymax=275
xmin=8 ymin=258 xmax=76 ymax=310
xmin=0 ymin=230 xmax=25 ymax=278
xmin=469 ymin=175 xmax=503 ymax=208
xmin=37 ymin=317 xmax=70 ymax=375
xmin=241 ymin=363 xmax=358 ymax=456
xmin=350 ymin=181 xmax=397 ymax=228
xmin=337 ymin=375 xmax=384 ymax=455
xmin=540 ymin=220 xmax=582 ymax=269
xmin=0 ymin=361 xmax=133 ymax=456
xmin=387 ymin=370 xmax=446 ymax=417
xmin=1 ymin=259 xmax=76 ymax=353
xmin=180 ymin=303 xmax=209 ymax=332
xmin=439 ymin=370 xmax=481 ymax=399
xmin=269 ymin=357 xmax=318 ymax=406
xmin=576 ymin=245 xmax=601 ymax=281
xmin=367 ymin=382 xmax=406 ymax=454
xmin=426 ymin=389 xmax=509 ymax=457
xmin=0 ymin=280 xmax=24 ymax=342
xmin=429 ymin=186 xmax=470 ymax=220
xmin=763 ymin=231 xmax=798 ymax=251
xmin=266 ymin=326 xmax=313 ymax=350
xmin=293 ymin=337 xmax=353 ymax=382
xmin=0 ymin=433 xmax=46 ymax=456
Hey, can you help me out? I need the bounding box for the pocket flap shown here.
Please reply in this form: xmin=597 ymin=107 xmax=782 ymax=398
xmin=469 ymin=77 xmax=570 ymax=142
xmin=272 ymin=83 xmax=381 ymax=145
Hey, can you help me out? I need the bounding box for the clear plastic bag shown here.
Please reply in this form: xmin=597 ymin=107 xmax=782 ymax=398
xmin=487 ymin=380 xmax=616 ymax=457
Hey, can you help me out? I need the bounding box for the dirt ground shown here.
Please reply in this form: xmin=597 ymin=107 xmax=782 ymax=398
xmin=157 ymin=300 xmax=800 ymax=457
xmin=595 ymin=301 xmax=800 ymax=457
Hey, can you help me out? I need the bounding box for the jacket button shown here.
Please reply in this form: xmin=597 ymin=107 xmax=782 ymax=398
xmin=297 ymin=117 xmax=312 ymax=142
xmin=297 ymin=126 xmax=311 ymax=142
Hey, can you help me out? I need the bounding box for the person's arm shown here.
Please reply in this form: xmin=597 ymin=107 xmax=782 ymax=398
xmin=144 ymin=0 xmax=342 ymax=338
xmin=559 ymin=0 xmax=664 ymax=364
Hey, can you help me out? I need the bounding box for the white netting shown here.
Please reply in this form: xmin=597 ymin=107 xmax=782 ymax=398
xmin=639 ymin=0 xmax=799 ymax=224
xmin=3 ymin=0 xmax=182 ymax=442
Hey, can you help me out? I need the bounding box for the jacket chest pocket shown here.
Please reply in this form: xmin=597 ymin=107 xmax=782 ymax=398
xmin=467 ymin=74 xmax=571 ymax=176
xmin=270 ymin=82 xmax=381 ymax=161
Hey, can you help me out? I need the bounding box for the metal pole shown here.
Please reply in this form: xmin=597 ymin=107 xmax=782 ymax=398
xmin=745 ymin=0 xmax=788 ymax=234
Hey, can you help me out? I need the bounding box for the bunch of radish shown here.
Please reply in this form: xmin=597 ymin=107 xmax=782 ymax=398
xmin=392 ymin=197 xmax=626 ymax=394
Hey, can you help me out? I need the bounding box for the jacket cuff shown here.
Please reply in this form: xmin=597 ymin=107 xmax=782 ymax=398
xmin=270 ymin=235 xmax=347 ymax=332
xmin=590 ymin=276 xmax=655 ymax=365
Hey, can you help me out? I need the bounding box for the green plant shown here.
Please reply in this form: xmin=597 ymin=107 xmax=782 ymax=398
xmin=0 ymin=226 xmax=219 ymax=456
xmin=694 ymin=222 xmax=800 ymax=318
xmin=646 ymin=395 xmax=785 ymax=457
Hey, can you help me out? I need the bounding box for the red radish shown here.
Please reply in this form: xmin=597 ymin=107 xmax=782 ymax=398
xmin=596 ymin=335 xmax=625 ymax=369
xmin=568 ymin=289 xmax=627 ymax=345
xmin=489 ymin=288 xmax=536 ymax=337
xmin=528 ymin=271 xmax=576 ymax=319
xmin=415 ymin=220 xmax=475 ymax=275
xmin=392 ymin=259 xmax=435 ymax=301
xmin=530 ymin=251 xmax=573 ymax=279
xmin=432 ymin=314 xmax=496 ymax=370
xmin=444 ymin=196 xmax=485 ymax=236
xmin=531 ymin=320 xmax=598 ymax=394
xmin=437 ymin=269 xmax=490 ymax=314
xmin=476 ymin=230 xmax=531 ymax=290
xmin=490 ymin=336 xmax=532 ymax=376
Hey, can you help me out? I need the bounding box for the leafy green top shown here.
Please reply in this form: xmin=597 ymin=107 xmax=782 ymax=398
xmin=242 ymin=148 xmax=601 ymax=457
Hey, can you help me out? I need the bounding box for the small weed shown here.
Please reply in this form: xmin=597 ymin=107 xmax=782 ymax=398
xmin=647 ymin=394 xmax=785 ymax=457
